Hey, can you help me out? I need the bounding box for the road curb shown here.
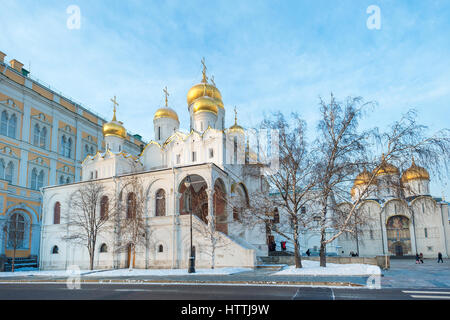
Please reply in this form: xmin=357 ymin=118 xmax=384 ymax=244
xmin=0 ymin=278 xmax=364 ymax=287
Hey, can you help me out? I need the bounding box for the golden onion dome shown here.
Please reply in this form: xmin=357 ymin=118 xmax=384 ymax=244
xmin=228 ymin=107 xmax=245 ymax=134
xmin=373 ymin=154 xmax=400 ymax=176
xmin=102 ymin=111 xmax=127 ymax=139
xmin=153 ymin=107 xmax=179 ymax=122
xmin=187 ymin=82 xmax=223 ymax=106
xmin=354 ymin=169 xmax=377 ymax=186
xmin=401 ymin=158 xmax=430 ymax=183
xmin=192 ymin=96 xmax=219 ymax=115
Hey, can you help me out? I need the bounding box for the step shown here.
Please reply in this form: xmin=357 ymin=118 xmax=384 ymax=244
xmin=256 ymin=264 xmax=287 ymax=271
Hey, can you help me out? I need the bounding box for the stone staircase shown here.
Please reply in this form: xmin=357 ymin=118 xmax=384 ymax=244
xmin=3 ymin=256 xmax=38 ymax=272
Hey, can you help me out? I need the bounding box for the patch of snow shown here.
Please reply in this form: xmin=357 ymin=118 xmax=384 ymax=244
xmin=0 ymin=269 xmax=94 ymax=277
xmin=274 ymin=260 xmax=381 ymax=276
xmin=84 ymin=267 xmax=253 ymax=277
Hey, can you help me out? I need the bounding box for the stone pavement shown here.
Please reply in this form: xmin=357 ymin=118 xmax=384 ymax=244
xmin=381 ymin=258 xmax=450 ymax=288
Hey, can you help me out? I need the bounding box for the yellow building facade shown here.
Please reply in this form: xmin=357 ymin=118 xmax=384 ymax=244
xmin=0 ymin=50 xmax=144 ymax=268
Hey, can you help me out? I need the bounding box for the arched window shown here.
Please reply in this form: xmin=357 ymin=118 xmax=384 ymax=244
xmin=155 ymin=189 xmax=166 ymax=216
xmin=8 ymin=114 xmax=16 ymax=138
xmin=1 ymin=111 xmax=8 ymax=135
xmin=52 ymin=246 xmax=59 ymax=254
xmin=8 ymin=213 xmax=25 ymax=248
xmin=54 ymin=202 xmax=61 ymax=224
xmin=0 ymin=159 xmax=5 ymax=179
xmin=90 ymin=146 xmax=94 ymax=155
xmin=59 ymin=175 xmax=64 ymax=185
xmin=66 ymin=138 xmax=72 ymax=158
xmin=158 ymin=244 xmax=164 ymax=253
xmin=60 ymin=135 xmax=66 ymax=156
xmin=5 ymin=161 xmax=13 ymax=183
xmin=127 ymin=192 xmax=136 ymax=219
xmin=31 ymin=168 xmax=38 ymax=190
xmin=40 ymin=127 xmax=47 ymax=148
xmin=66 ymin=177 xmax=70 ymax=184
xmin=84 ymin=145 xmax=89 ymax=158
xmin=33 ymin=124 xmax=40 ymax=145
xmin=37 ymin=170 xmax=44 ymax=189
xmin=100 ymin=243 xmax=108 ymax=253
xmin=100 ymin=196 xmax=109 ymax=220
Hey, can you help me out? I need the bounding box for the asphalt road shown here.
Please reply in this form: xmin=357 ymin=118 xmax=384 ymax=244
xmin=0 ymin=282 xmax=449 ymax=300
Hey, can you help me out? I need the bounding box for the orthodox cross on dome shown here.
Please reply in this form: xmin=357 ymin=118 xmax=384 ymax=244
xmin=201 ymin=57 xmax=208 ymax=83
xmin=110 ymin=95 xmax=119 ymax=121
xmin=163 ymin=86 xmax=169 ymax=107
xmin=234 ymin=106 xmax=238 ymax=125
xmin=211 ymin=75 xmax=216 ymax=87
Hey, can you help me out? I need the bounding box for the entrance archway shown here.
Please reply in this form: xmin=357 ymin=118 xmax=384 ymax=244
xmin=386 ymin=215 xmax=411 ymax=256
xmin=214 ymin=178 xmax=227 ymax=235
xmin=179 ymin=175 xmax=208 ymax=223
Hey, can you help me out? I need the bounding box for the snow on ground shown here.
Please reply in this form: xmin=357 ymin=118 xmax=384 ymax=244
xmin=0 ymin=268 xmax=93 ymax=277
xmin=0 ymin=267 xmax=253 ymax=278
xmin=274 ymin=260 xmax=381 ymax=276
xmin=84 ymin=267 xmax=253 ymax=277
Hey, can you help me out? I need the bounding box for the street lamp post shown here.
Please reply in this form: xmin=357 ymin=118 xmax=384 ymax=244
xmin=185 ymin=176 xmax=196 ymax=273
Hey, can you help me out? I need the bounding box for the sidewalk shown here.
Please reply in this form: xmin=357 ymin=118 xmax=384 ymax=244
xmin=382 ymin=258 xmax=450 ymax=288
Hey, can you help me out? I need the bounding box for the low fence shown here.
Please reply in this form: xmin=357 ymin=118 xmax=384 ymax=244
xmin=260 ymin=255 xmax=390 ymax=269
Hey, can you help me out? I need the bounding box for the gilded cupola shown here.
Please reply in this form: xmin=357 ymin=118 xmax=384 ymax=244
xmin=102 ymin=96 xmax=127 ymax=139
xmin=401 ymin=157 xmax=430 ymax=183
xmin=154 ymin=86 xmax=180 ymax=122
xmin=353 ymin=169 xmax=377 ymax=186
xmin=228 ymin=107 xmax=245 ymax=134
xmin=373 ymin=154 xmax=400 ymax=176
xmin=187 ymin=58 xmax=224 ymax=113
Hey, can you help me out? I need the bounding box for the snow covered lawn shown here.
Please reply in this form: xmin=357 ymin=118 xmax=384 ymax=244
xmin=0 ymin=268 xmax=93 ymax=277
xmin=84 ymin=267 xmax=253 ymax=277
xmin=274 ymin=260 xmax=381 ymax=276
xmin=0 ymin=267 xmax=253 ymax=278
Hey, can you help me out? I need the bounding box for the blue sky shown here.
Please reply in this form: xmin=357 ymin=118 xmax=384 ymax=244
xmin=1 ymin=0 xmax=449 ymax=197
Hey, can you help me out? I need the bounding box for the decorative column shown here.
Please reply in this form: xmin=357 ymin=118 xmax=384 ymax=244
xmin=172 ymin=193 xmax=182 ymax=269
xmin=206 ymin=188 xmax=214 ymax=228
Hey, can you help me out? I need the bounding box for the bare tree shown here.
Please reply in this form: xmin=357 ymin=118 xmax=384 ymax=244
xmin=241 ymin=112 xmax=318 ymax=268
xmin=115 ymin=173 xmax=148 ymax=270
xmin=313 ymin=94 xmax=450 ymax=267
xmin=63 ymin=180 xmax=113 ymax=270
xmin=4 ymin=214 xmax=29 ymax=272
xmin=190 ymin=190 xmax=233 ymax=269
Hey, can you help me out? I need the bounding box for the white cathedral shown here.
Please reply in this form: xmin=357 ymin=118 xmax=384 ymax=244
xmin=40 ymin=65 xmax=268 ymax=270
xmin=39 ymin=63 xmax=450 ymax=271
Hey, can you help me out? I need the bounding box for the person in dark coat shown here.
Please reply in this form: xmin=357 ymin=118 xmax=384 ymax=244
xmin=419 ymin=253 xmax=424 ymax=263
xmin=306 ymin=249 xmax=310 ymax=256
xmin=415 ymin=253 xmax=420 ymax=264
xmin=281 ymin=241 xmax=286 ymax=251
xmin=438 ymin=252 xmax=444 ymax=263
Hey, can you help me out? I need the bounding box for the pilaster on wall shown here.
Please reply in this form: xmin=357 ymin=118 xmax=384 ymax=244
xmin=18 ymin=149 xmax=28 ymax=187
xmin=22 ymin=100 xmax=31 ymax=143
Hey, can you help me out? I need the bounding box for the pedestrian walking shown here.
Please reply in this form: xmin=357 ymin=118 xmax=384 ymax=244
xmin=437 ymin=252 xmax=444 ymax=263
xmin=415 ymin=253 xmax=420 ymax=264
xmin=419 ymin=252 xmax=424 ymax=263
xmin=306 ymin=249 xmax=310 ymax=256
xmin=281 ymin=241 xmax=286 ymax=251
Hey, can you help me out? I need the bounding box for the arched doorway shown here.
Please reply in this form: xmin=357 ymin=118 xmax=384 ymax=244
xmin=179 ymin=175 xmax=209 ymax=223
xmin=386 ymin=215 xmax=411 ymax=256
xmin=214 ymin=178 xmax=228 ymax=235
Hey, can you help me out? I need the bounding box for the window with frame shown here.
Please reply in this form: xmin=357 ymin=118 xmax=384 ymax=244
xmin=127 ymin=192 xmax=136 ymax=219
xmin=1 ymin=111 xmax=17 ymax=138
xmin=8 ymin=213 xmax=25 ymax=248
xmin=53 ymin=202 xmax=61 ymax=224
xmin=192 ymin=151 xmax=197 ymax=162
xmin=100 ymin=196 xmax=109 ymax=220
xmin=155 ymin=189 xmax=166 ymax=216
